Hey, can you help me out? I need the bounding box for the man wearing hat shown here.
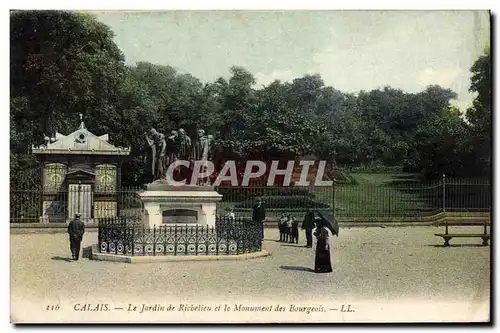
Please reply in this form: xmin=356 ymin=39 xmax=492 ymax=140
xmin=67 ymin=212 xmax=86 ymax=260
xmin=252 ymin=198 xmax=266 ymax=240
xmin=301 ymin=209 xmax=315 ymax=248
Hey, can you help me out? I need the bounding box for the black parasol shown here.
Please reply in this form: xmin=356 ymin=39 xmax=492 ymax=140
xmin=314 ymin=210 xmax=339 ymax=237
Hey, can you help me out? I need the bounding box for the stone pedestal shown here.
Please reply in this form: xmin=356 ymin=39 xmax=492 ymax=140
xmin=137 ymin=184 xmax=223 ymax=228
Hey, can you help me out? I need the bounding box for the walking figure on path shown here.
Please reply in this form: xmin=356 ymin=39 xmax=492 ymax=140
xmin=67 ymin=213 xmax=85 ymax=261
xmin=313 ymin=218 xmax=333 ymax=273
xmin=301 ymin=210 xmax=315 ymax=248
xmin=252 ymin=198 xmax=266 ymax=240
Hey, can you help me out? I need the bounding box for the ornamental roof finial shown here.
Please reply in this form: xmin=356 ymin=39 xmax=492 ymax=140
xmin=79 ymin=113 xmax=86 ymax=129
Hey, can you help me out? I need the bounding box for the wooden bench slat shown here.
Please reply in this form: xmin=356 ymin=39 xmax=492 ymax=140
xmin=439 ymin=223 xmax=491 ymax=226
xmin=435 ymin=220 xmax=491 ymax=246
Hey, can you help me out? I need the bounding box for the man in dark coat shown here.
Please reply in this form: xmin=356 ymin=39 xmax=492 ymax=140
xmin=252 ymin=198 xmax=266 ymax=240
xmin=301 ymin=210 xmax=315 ymax=248
xmin=67 ymin=213 xmax=85 ymax=260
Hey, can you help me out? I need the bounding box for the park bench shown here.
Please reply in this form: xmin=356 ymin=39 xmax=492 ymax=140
xmin=435 ymin=220 xmax=490 ymax=247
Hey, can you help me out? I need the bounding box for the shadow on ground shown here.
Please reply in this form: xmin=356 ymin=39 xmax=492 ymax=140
xmin=280 ymin=265 xmax=314 ymax=272
xmin=82 ymin=246 xmax=93 ymax=259
xmin=426 ymin=244 xmax=488 ymax=248
xmin=51 ymin=256 xmax=73 ymax=262
xmin=51 ymin=246 xmax=94 ymax=262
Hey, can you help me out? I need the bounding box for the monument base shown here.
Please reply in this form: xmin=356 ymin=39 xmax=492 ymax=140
xmin=137 ymin=184 xmax=223 ymax=228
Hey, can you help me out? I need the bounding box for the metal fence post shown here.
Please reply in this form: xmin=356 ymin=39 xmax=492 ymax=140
xmin=442 ymin=174 xmax=446 ymax=213
xmin=388 ymin=189 xmax=391 ymax=217
xmin=332 ymin=178 xmax=336 ymax=218
xmin=98 ymin=222 xmax=102 ymax=253
xmin=77 ymin=181 xmax=82 ymax=215
xmin=132 ymin=226 xmax=135 ymax=256
xmin=153 ymin=226 xmax=156 ymax=256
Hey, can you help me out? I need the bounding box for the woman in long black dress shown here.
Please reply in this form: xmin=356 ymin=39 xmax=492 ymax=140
xmin=314 ymin=219 xmax=333 ymax=273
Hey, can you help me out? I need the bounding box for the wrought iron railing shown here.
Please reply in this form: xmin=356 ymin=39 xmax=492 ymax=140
xmin=98 ymin=216 xmax=263 ymax=256
xmin=10 ymin=185 xmax=144 ymax=223
xmin=10 ymin=176 xmax=491 ymax=222
xmin=215 ymin=176 xmax=491 ymax=218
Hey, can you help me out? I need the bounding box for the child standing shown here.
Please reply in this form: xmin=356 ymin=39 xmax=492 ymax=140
xmin=279 ymin=213 xmax=288 ymax=242
xmin=290 ymin=215 xmax=299 ymax=244
xmin=285 ymin=215 xmax=293 ymax=243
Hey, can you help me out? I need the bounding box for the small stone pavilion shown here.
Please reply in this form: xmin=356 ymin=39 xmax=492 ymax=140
xmin=31 ymin=115 xmax=131 ymax=223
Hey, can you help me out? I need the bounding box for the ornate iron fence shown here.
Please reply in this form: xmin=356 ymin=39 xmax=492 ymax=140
xmin=10 ymin=176 xmax=491 ymax=222
xmin=98 ymin=216 xmax=263 ymax=256
xmin=215 ymin=186 xmax=332 ymax=219
xmin=10 ymin=185 xmax=144 ymax=223
xmin=215 ymin=176 xmax=491 ymax=218
xmin=331 ymin=177 xmax=491 ymax=218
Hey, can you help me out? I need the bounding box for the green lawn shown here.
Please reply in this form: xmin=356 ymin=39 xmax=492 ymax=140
xmin=348 ymin=173 xmax=417 ymax=185
xmin=217 ymin=172 xmax=468 ymax=219
xmin=314 ymin=172 xmax=441 ymax=218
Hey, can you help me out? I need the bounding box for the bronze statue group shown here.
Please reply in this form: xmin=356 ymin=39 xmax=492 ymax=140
xmin=142 ymin=127 xmax=338 ymax=274
xmin=145 ymin=127 xmax=214 ymax=183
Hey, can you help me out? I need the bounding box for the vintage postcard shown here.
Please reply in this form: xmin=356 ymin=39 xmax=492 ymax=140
xmin=9 ymin=9 xmax=491 ymax=324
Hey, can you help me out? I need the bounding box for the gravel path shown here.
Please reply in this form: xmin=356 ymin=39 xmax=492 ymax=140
xmin=10 ymin=226 xmax=490 ymax=322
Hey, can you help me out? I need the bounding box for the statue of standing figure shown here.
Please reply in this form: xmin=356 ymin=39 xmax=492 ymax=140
xmin=191 ymin=129 xmax=215 ymax=186
xmin=177 ymin=128 xmax=192 ymax=161
xmin=191 ymin=129 xmax=214 ymax=161
xmin=166 ymin=130 xmax=180 ymax=167
xmin=145 ymin=128 xmax=166 ymax=182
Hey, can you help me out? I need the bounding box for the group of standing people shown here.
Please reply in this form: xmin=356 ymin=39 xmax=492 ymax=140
xmin=278 ymin=214 xmax=299 ymax=243
xmin=252 ymin=197 xmax=335 ymax=274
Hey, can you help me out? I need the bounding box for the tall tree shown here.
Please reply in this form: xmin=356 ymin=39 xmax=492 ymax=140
xmin=117 ymin=62 xmax=206 ymax=184
xmin=10 ymin=10 xmax=126 ymax=183
xmin=465 ymin=45 xmax=491 ymax=176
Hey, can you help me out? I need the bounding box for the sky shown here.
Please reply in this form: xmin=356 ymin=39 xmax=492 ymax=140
xmin=92 ymin=10 xmax=490 ymax=112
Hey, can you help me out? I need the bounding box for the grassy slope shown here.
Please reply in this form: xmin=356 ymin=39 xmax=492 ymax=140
xmin=220 ymin=172 xmax=488 ymax=218
xmin=314 ymin=173 xmax=441 ymax=218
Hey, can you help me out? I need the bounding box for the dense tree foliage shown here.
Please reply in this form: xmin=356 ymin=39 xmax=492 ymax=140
xmin=10 ymin=11 xmax=491 ymax=187
xmin=10 ymin=10 xmax=126 ymax=186
xmin=465 ymin=46 xmax=491 ymax=177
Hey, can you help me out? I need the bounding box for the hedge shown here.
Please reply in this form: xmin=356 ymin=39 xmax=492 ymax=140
xmin=217 ymin=187 xmax=314 ymax=202
xmin=233 ymin=195 xmax=330 ymax=209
